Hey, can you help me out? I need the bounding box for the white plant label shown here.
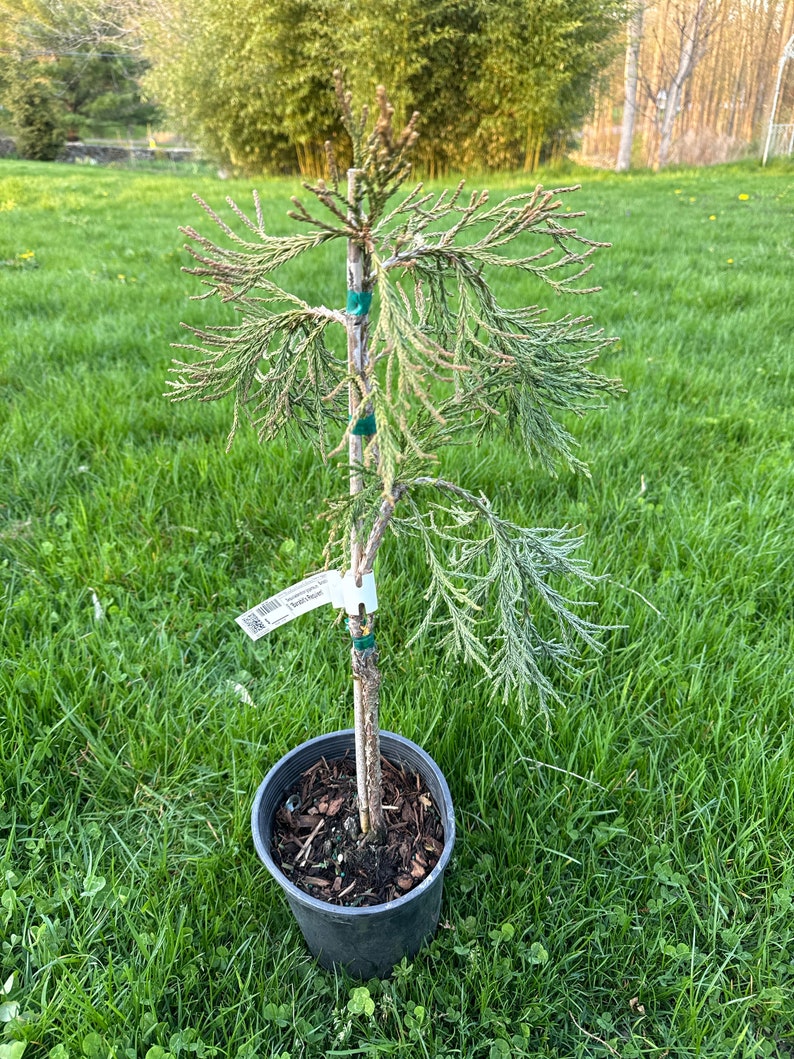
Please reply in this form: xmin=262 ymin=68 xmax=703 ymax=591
xmin=236 ymin=571 xmax=377 ymax=641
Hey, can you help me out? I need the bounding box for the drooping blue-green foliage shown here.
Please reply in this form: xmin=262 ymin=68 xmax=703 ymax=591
xmin=167 ymin=80 xmax=622 ymax=716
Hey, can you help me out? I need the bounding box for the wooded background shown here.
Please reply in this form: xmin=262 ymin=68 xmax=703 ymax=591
xmin=1 ymin=0 xmax=793 ymax=172
xmin=583 ymin=0 xmax=794 ymax=168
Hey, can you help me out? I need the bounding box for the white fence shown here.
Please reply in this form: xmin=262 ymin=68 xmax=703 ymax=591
xmin=764 ymin=123 xmax=794 ymax=159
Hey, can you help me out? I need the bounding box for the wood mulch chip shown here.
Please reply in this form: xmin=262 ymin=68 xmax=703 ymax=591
xmin=270 ymin=754 xmax=445 ymax=907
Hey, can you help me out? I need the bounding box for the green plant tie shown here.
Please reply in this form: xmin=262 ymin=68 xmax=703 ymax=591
xmin=346 ymin=290 xmax=373 ymax=316
xmin=351 ymin=413 xmax=377 ymax=436
xmin=345 ymin=617 xmax=376 ymax=651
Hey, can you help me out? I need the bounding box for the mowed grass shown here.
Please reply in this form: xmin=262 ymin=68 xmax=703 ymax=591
xmin=1 ymin=155 xmax=793 ymax=1058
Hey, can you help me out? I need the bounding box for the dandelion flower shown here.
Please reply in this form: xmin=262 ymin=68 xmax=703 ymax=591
xmin=738 ymin=193 xmax=749 ymax=201
xmin=727 ymin=258 xmax=734 ymax=264
xmin=709 ymin=215 xmax=717 ymax=221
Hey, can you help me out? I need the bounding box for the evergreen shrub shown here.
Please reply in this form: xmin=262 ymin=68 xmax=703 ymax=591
xmin=8 ymin=71 xmax=65 ymax=161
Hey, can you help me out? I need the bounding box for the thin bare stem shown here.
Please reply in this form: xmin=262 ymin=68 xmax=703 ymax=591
xmin=346 ymin=167 xmax=386 ymax=842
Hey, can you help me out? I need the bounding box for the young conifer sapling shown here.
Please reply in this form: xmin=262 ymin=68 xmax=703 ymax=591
xmin=167 ymin=75 xmax=622 ymax=848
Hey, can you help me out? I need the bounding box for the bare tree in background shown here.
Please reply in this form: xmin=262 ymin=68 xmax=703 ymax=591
xmin=616 ymin=2 xmax=646 ymax=171
xmin=653 ymin=0 xmax=719 ymax=168
xmin=583 ymin=0 xmax=794 ymax=167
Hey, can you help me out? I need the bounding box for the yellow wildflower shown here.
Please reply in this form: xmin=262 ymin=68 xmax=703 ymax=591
xmin=738 ymin=194 xmax=749 ymax=201
xmin=709 ymin=215 xmax=716 ymax=221
xmin=727 ymin=258 xmax=734 ymax=264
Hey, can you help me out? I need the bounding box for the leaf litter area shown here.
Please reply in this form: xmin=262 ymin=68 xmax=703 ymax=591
xmin=271 ymin=756 xmax=445 ymax=906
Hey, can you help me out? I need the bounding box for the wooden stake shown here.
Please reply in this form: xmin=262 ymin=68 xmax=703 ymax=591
xmin=346 ymin=168 xmax=386 ymax=842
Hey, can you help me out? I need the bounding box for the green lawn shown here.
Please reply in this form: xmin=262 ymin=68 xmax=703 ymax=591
xmin=1 ymin=156 xmax=793 ymax=1058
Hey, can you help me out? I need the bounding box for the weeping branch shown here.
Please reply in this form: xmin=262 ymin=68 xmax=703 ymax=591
xmin=393 ymin=478 xmax=614 ymax=720
xmin=167 ymin=74 xmax=622 ymax=723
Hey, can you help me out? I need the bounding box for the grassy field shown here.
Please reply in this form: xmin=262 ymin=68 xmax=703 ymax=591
xmin=1 ymin=155 xmax=793 ymax=1059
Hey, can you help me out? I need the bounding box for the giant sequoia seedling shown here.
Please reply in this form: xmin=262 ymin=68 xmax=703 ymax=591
xmin=167 ymin=75 xmax=622 ymax=845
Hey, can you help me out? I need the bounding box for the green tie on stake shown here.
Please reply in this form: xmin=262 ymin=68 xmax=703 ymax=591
xmin=347 ymin=289 xmax=376 ymax=435
xmin=351 ymin=413 xmax=377 ymax=436
xmin=346 ymin=290 xmax=373 ymax=316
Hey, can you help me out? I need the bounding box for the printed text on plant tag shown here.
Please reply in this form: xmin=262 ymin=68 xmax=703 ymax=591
xmin=236 ymin=572 xmax=337 ymax=641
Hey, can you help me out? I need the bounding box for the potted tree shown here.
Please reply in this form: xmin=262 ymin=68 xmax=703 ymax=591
xmin=167 ymin=75 xmax=621 ymax=978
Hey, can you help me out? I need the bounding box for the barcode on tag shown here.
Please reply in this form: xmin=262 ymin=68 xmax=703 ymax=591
xmin=238 ymin=611 xmax=267 ymax=637
xmin=255 ymin=598 xmax=285 ymax=616
xmin=236 ymin=571 xmax=336 ymax=641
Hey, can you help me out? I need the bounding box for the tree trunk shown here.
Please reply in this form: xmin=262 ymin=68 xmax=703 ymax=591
xmin=346 ymin=168 xmax=386 ymax=844
xmin=750 ymin=3 xmax=780 ymax=136
xmin=349 ymin=612 xmax=385 ymax=842
xmin=616 ymin=3 xmax=645 ymax=172
xmin=657 ymin=0 xmax=710 ymax=169
xmin=656 ymin=0 xmax=719 ymax=167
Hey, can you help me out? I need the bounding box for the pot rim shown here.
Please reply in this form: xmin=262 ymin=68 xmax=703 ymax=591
xmin=251 ymin=728 xmax=455 ymax=918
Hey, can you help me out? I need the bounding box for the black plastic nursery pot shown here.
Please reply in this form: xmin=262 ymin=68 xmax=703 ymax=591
xmin=251 ymin=729 xmax=455 ymax=979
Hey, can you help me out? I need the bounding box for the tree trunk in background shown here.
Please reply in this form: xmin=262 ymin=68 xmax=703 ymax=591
xmin=752 ymin=5 xmax=781 ymax=132
xmin=616 ymin=4 xmax=645 ymax=171
xmin=583 ymin=0 xmax=794 ymax=167
xmin=656 ymin=0 xmax=710 ymax=168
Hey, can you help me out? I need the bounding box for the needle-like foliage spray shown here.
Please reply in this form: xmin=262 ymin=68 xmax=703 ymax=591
xmin=167 ymin=74 xmax=623 ymax=842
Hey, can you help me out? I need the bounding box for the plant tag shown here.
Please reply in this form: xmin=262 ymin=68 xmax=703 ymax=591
xmin=236 ymin=570 xmax=378 ymax=641
xmin=236 ymin=572 xmax=340 ymax=640
xmin=341 ymin=571 xmax=378 ymax=615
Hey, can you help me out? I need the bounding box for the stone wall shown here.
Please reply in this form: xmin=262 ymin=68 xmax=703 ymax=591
xmin=59 ymin=142 xmax=196 ymax=165
xmin=0 ymin=137 xmax=196 ymax=165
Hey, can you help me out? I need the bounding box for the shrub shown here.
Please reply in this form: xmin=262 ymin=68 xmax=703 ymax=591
xmin=7 ymin=69 xmax=65 ymax=162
